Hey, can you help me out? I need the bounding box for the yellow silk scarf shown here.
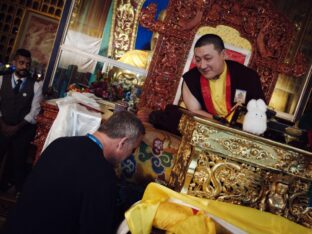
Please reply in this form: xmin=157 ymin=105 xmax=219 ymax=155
xmin=125 ymin=183 xmax=312 ymax=234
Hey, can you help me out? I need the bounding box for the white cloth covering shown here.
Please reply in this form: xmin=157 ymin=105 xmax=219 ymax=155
xmin=42 ymin=92 xmax=102 ymax=152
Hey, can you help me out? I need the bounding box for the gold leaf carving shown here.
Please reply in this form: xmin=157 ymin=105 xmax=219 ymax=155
xmin=188 ymin=151 xmax=264 ymax=205
xmin=218 ymin=138 xmax=273 ymax=160
xmin=169 ymin=113 xmax=312 ymax=228
xmin=274 ymin=148 xmax=312 ymax=179
xmin=113 ymin=0 xmax=135 ymax=59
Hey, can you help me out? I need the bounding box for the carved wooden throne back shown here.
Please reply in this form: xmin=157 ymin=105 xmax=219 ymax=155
xmin=138 ymin=0 xmax=307 ymax=111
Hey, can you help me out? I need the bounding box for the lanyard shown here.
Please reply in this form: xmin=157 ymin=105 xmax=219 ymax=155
xmin=87 ymin=133 xmax=103 ymax=150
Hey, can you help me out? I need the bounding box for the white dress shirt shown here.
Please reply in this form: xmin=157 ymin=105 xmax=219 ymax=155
xmin=0 ymin=73 xmax=43 ymax=124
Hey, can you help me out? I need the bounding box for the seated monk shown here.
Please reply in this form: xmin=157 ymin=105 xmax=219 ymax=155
xmin=182 ymin=34 xmax=265 ymax=119
xmin=146 ymin=34 xmax=266 ymax=135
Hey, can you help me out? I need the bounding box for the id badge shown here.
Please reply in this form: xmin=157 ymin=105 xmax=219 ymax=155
xmin=234 ymin=89 xmax=247 ymax=104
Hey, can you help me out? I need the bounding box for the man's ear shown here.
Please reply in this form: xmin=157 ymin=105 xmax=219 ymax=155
xmin=220 ymin=49 xmax=226 ymax=59
xmin=116 ymin=137 xmax=129 ymax=151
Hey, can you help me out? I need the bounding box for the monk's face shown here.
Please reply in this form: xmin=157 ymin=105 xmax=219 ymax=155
xmin=194 ymin=44 xmax=225 ymax=80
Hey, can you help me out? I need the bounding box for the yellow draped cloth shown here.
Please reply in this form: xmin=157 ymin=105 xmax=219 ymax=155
xmin=125 ymin=183 xmax=312 ymax=234
xmin=209 ymin=62 xmax=228 ymax=117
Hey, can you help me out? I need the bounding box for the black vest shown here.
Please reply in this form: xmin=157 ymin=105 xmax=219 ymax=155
xmin=0 ymin=74 xmax=35 ymax=125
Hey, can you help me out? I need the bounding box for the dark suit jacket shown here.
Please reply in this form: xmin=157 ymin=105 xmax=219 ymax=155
xmin=183 ymin=60 xmax=265 ymax=112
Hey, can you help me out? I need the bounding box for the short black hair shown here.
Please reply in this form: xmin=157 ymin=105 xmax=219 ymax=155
xmin=14 ymin=48 xmax=32 ymax=60
xmin=194 ymin=34 xmax=225 ymax=52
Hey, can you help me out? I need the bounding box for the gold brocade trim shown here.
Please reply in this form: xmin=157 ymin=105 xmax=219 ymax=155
xmin=114 ymin=0 xmax=135 ymax=58
xmin=107 ymin=0 xmax=118 ymax=58
xmin=108 ymin=0 xmax=145 ymax=59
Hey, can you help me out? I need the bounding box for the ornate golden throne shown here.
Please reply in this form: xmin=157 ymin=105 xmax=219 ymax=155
xmin=134 ymin=0 xmax=311 ymax=228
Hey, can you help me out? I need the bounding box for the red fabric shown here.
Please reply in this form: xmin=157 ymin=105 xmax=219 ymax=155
xmin=225 ymin=71 xmax=232 ymax=112
xmin=200 ymin=71 xmax=232 ymax=116
xmin=189 ymin=61 xmax=197 ymax=70
xmin=224 ymin=48 xmax=247 ymax=65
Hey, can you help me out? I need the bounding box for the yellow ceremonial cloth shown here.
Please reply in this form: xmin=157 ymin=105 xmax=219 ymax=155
xmin=118 ymin=50 xmax=149 ymax=69
xmin=125 ymin=182 xmax=312 ymax=234
xmin=153 ymin=202 xmax=215 ymax=234
xmin=208 ymin=63 xmax=228 ymax=117
xmin=125 ymin=183 xmax=216 ymax=234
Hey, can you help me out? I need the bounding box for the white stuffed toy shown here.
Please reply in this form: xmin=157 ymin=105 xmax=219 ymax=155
xmin=243 ymin=99 xmax=267 ymax=135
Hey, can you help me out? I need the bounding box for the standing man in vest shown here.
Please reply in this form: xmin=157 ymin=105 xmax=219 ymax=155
xmin=0 ymin=48 xmax=43 ymax=196
xmin=182 ymin=34 xmax=265 ymax=118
